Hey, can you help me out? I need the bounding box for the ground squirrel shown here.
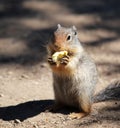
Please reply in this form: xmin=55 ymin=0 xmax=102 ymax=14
xmin=47 ymin=24 xmax=120 ymax=119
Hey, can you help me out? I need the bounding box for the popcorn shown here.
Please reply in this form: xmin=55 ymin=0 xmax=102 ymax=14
xmin=52 ymin=51 xmax=68 ymax=63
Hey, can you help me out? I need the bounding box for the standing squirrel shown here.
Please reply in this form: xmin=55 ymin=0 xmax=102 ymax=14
xmin=47 ymin=24 xmax=120 ymax=119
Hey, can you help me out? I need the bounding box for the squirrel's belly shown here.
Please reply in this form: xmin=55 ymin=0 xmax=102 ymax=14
xmin=63 ymin=93 xmax=79 ymax=107
xmin=58 ymin=82 xmax=79 ymax=107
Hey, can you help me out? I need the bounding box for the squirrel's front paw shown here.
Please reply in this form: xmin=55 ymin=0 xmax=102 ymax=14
xmin=60 ymin=55 xmax=70 ymax=65
xmin=48 ymin=57 xmax=56 ymax=65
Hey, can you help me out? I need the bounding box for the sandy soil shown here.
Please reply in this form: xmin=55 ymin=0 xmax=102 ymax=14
xmin=0 ymin=0 xmax=120 ymax=128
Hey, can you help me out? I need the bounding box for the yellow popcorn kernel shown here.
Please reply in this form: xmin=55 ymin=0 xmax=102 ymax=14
xmin=52 ymin=51 xmax=68 ymax=62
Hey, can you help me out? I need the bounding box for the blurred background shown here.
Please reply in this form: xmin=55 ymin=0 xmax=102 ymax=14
xmin=0 ymin=0 xmax=120 ymax=66
xmin=0 ymin=0 xmax=120 ymax=127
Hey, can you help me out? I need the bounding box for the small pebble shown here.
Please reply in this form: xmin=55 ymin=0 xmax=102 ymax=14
xmin=33 ymin=124 xmax=39 ymax=128
xmin=40 ymin=63 xmax=47 ymax=68
xmin=14 ymin=119 xmax=21 ymax=123
xmin=0 ymin=94 xmax=4 ymax=97
xmin=21 ymin=74 xmax=29 ymax=79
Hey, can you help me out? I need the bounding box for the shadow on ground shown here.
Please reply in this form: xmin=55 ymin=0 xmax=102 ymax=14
xmin=0 ymin=27 xmax=55 ymax=65
xmin=0 ymin=99 xmax=80 ymax=121
xmin=0 ymin=0 xmax=55 ymax=65
xmin=58 ymin=0 xmax=120 ymax=28
xmin=0 ymin=99 xmax=120 ymax=122
xmin=0 ymin=100 xmax=54 ymax=121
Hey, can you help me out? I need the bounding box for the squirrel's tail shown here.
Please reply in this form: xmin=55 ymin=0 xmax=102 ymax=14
xmin=93 ymin=80 xmax=120 ymax=103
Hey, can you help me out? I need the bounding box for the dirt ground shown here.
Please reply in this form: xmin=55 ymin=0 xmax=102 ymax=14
xmin=0 ymin=0 xmax=120 ymax=128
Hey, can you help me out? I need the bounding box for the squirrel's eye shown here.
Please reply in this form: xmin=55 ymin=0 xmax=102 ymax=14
xmin=67 ymin=35 xmax=71 ymax=41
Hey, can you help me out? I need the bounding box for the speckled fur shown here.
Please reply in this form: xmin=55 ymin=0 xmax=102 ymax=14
xmin=47 ymin=25 xmax=98 ymax=114
xmin=53 ymin=53 xmax=98 ymax=112
xmin=47 ymin=25 xmax=120 ymax=118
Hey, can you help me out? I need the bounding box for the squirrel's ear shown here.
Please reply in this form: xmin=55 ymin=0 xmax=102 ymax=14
xmin=72 ymin=25 xmax=77 ymax=35
xmin=57 ymin=24 xmax=61 ymax=29
xmin=72 ymin=25 xmax=77 ymax=31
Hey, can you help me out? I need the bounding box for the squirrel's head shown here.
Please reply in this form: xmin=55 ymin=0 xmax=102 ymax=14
xmin=48 ymin=24 xmax=82 ymax=55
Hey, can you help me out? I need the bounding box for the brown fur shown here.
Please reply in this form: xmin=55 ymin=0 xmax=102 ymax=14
xmin=47 ymin=25 xmax=97 ymax=119
xmin=47 ymin=25 xmax=120 ymax=119
xmin=50 ymin=65 xmax=74 ymax=76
